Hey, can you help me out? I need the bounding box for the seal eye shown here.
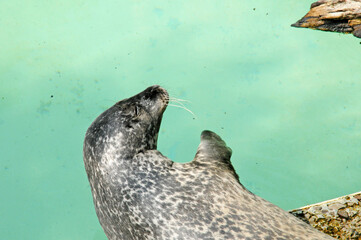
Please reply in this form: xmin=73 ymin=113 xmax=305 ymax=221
xmin=121 ymin=105 xmax=140 ymax=118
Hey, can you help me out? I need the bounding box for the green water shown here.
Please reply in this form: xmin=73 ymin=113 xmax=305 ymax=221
xmin=1 ymin=0 xmax=360 ymax=239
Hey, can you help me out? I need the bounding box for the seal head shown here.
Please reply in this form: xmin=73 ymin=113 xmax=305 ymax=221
xmin=83 ymin=85 xmax=334 ymax=240
xmin=84 ymin=85 xmax=168 ymax=160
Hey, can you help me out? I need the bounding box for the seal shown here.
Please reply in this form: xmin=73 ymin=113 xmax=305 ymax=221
xmin=83 ymin=85 xmax=333 ymax=240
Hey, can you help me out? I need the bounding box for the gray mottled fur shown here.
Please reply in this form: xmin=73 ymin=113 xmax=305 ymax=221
xmin=83 ymin=85 xmax=333 ymax=240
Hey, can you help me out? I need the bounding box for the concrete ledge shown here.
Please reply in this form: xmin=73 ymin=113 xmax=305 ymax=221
xmin=289 ymin=192 xmax=361 ymax=239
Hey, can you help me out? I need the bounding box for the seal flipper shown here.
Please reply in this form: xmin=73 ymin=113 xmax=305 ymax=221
xmin=193 ymin=130 xmax=239 ymax=179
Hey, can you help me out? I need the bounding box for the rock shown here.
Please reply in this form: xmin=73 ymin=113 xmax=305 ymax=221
xmin=354 ymin=194 xmax=361 ymax=201
xmin=292 ymin=0 xmax=361 ymax=39
xmin=329 ymin=203 xmax=345 ymax=210
xmin=337 ymin=209 xmax=349 ymax=219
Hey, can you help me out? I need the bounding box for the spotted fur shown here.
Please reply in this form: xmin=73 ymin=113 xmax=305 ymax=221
xmin=83 ymin=85 xmax=334 ymax=240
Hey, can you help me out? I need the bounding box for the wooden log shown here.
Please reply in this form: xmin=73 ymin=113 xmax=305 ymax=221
xmin=292 ymin=0 xmax=361 ymax=38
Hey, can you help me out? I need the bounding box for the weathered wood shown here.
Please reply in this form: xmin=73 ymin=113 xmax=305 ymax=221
xmin=292 ymin=0 xmax=361 ymax=38
xmin=289 ymin=192 xmax=361 ymax=239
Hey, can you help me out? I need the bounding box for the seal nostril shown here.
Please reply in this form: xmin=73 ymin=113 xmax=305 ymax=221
xmin=141 ymin=85 xmax=169 ymax=102
xmin=125 ymin=123 xmax=133 ymax=129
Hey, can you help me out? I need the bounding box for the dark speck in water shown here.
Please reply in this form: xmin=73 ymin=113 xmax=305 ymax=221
xmin=51 ymin=95 xmax=54 ymax=98
xmin=253 ymin=8 xmax=256 ymax=11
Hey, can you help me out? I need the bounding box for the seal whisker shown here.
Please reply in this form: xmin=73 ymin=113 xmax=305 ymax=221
xmin=169 ymin=97 xmax=191 ymax=103
xmin=169 ymin=97 xmax=192 ymax=109
xmin=169 ymin=99 xmax=188 ymax=109
xmin=167 ymin=103 xmax=196 ymax=117
xmin=168 ymin=96 xmax=195 ymax=117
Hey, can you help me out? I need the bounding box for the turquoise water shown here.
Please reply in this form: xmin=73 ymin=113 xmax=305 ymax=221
xmin=1 ymin=0 xmax=360 ymax=239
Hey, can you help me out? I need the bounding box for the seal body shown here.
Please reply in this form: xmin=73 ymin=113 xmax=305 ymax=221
xmin=83 ymin=85 xmax=333 ymax=240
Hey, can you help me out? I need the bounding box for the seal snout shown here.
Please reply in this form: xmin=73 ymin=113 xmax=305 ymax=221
xmin=145 ymin=85 xmax=169 ymax=103
xmin=142 ymin=85 xmax=169 ymax=115
xmin=121 ymin=86 xmax=169 ymax=118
